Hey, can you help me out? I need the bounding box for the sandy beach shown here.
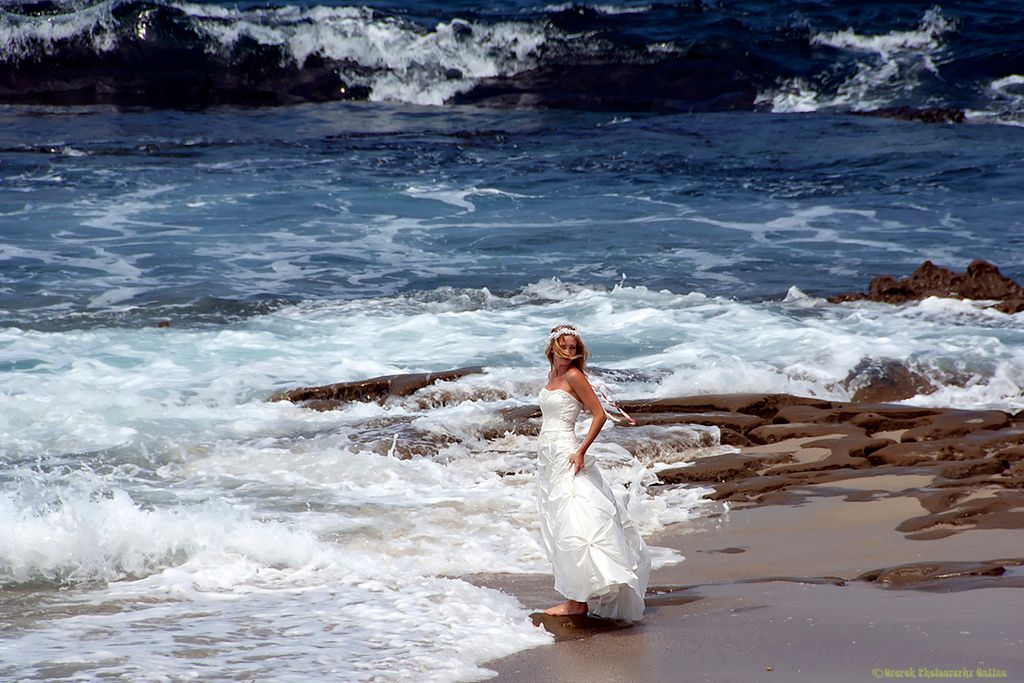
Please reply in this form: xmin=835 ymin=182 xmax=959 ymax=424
xmin=479 ymin=393 xmax=1024 ymax=682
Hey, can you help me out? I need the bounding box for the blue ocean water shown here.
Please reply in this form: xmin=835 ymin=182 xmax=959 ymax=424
xmin=4 ymin=105 xmax=1022 ymax=329
xmin=2 ymin=1 xmax=1024 ymax=680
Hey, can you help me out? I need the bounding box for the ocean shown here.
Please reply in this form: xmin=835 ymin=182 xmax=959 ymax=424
xmin=1 ymin=0 xmax=1023 ymax=679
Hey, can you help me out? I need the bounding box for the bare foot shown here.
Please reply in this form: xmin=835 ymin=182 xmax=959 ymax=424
xmin=543 ymin=600 xmax=588 ymax=616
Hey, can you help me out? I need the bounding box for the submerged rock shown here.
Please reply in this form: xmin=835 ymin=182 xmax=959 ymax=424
xmin=830 ymin=259 xmax=1024 ymax=313
xmin=853 ymin=106 xmax=966 ymax=124
xmin=842 ymin=358 xmax=936 ymax=403
xmin=271 ymin=366 xmax=484 ymax=408
xmin=855 ymin=559 xmax=1024 ymax=590
xmin=447 ymin=55 xmax=757 ymax=113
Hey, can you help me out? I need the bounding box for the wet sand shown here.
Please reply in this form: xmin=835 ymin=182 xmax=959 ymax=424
xmin=478 ymin=393 xmax=1024 ymax=682
xmin=485 ymin=580 xmax=1020 ymax=683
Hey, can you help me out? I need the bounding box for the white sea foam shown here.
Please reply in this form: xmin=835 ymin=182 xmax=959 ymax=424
xmin=989 ymin=74 xmax=1024 ymax=97
xmin=0 ymin=1 xmax=551 ymax=106
xmin=0 ymin=0 xmax=119 ymax=58
xmin=1 ymin=543 xmax=550 ymax=682
xmin=812 ymin=9 xmax=953 ymax=56
xmin=541 ymin=2 xmax=653 ymax=14
xmin=687 ymin=205 xmax=909 ymax=251
xmin=760 ymin=8 xmax=955 ymax=113
xmin=0 ymin=440 xmax=556 ymax=678
xmin=403 ymin=184 xmax=532 ymax=212
xmin=0 ymin=475 xmax=322 ymax=585
xmin=963 ymin=74 xmax=1024 ymax=126
xmin=3 ymin=279 xmax=1023 ymax=679
xmin=171 ymin=2 xmax=549 ymax=105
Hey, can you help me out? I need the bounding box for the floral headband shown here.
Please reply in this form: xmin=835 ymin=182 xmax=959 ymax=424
xmin=547 ymin=325 xmax=580 ymax=343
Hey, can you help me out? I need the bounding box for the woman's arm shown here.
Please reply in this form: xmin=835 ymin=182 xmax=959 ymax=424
xmin=565 ymin=368 xmax=607 ymax=475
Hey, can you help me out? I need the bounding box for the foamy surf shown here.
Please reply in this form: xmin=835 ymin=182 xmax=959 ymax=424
xmin=3 ymin=281 xmax=759 ymax=679
xmin=759 ymin=7 xmax=956 ymax=113
xmin=0 ymin=0 xmax=551 ymax=106
xmin=2 ymin=0 xmax=1022 ymax=121
xmin=3 ymin=269 xmax=1023 ymax=679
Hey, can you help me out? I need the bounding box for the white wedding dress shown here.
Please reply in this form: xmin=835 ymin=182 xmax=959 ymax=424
xmin=536 ymin=387 xmax=651 ymax=623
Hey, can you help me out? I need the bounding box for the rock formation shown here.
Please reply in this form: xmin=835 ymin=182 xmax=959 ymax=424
xmin=830 ymin=259 xmax=1024 ymax=313
xmin=841 ymin=358 xmax=936 ymax=403
xmin=270 ymin=366 xmax=483 ymax=410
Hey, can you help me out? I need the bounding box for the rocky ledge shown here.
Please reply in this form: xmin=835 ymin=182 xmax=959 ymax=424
xmin=829 ymin=259 xmax=1024 ymax=314
xmin=270 ymin=366 xmax=484 ymax=410
xmin=638 ymin=393 xmax=1024 ymax=540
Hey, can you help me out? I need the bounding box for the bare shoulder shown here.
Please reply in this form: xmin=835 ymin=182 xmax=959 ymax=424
xmin=564 ymin=366 xmax=588 ymax=383
xmin=564 ymin=367 xmax=593 ymax=392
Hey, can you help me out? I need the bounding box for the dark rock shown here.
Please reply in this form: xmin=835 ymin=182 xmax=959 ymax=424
xmin=829 ymin=260 xmax=1024 ymax=313
xmin=706 ymin=474 xmax=803 ymax=502
xmin=627 ymin=411 xmax=727 ymax=427
xmin=769 ymin=435 xmax=892 ymax=474
xmin=842 ymin=358 xmax=935 ymax=403
xmin=848 ymin=411 xmax=920 ymax=433
xmin=605 ymin=425 xmax=722 ymax=463
xmin=448 ymin=55 xmax=756 ymax=113
xmin=914 ymin=488 xmax=971 ymax=514
xmin=645 ymin=392 xmax=1024 ymax=526
xmin=748 ymin=422 xmax=866 ymax=444
xmin=855 ymin=559 xmax=1024 ymax=589
xmin=938 ymin=459 xmax=1009 ymax=480
xmin=1001 ymin=446 xmax=1024 ymax=462
xmin=620 ymin=394 xmax=833 ymax=420
xmin=772 ymin=403 xmax=939 ymax=426
xmin=0 ymin=1 xmax=373 ymax=107
xmin=896 ymin=492 xmax=1024 ymax=534
xmin=658 ymin=452 xmax=793 ymax=485
xmin=718 ymin=428 xmax=753 ymax=447
xmin=628 ymin=411 xmax=767 ymax=434
xmin=338 ymin=416 xmax=463 ymax=459
xmin=868 ymin=429 xmax=1024 ymax=467
xmin=853 ymin=106 xmax=965 ymax=124
xmin=411 ymin=384 xmax=512 ymax=409
xmin=271 ymin=366 xmax=484 ymax=407
xmin=900 ymin=410 xmax=1010 ymax=442
xmin=490 ymin=405 xmax=543 ymax=438
xmin=302 ymin=399 xmax=348 ymax=412
xmin=866 ymin=441 xmax=956 ymax=467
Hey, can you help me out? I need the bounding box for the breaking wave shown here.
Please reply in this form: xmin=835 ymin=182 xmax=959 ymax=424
xmin=1 ymin=0 xmax=1022 ymax=120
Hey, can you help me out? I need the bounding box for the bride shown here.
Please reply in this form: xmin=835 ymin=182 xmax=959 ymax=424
xmin=536 ymin=324 xmax=650 ymax=622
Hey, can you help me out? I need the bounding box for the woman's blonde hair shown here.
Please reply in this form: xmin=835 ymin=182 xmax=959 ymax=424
xmin=545 ymin=324 xmax=588 ymax=374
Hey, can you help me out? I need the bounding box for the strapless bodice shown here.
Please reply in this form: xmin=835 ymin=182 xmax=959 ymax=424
xmin=539 ymin=387 xmax=582 ymax=432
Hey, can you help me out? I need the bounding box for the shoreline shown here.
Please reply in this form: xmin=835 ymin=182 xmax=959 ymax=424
xmin=479 ymin=493 xmax=1022 ymax=682
xmin=483 ymin=578 xmax=1020 ymax=683
xmin=477 ymin=393 xmax=1024 ymax=682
